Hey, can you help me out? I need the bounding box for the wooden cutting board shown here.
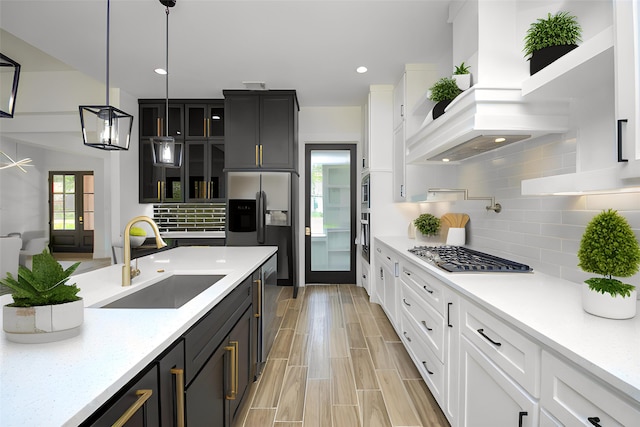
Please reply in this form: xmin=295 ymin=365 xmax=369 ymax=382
xmin=441 ymin=213 xmax=469 ymax=228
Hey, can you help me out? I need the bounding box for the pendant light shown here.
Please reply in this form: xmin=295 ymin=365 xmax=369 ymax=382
xmin=151 ymin=0 xmax=183 ymax=168
xmin=0 ymin=53 xmax=21 ymax=118
xmin=79 ymin=0 xmax=133 ymax=150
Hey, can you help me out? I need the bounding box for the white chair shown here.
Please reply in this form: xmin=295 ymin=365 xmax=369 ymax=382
xmin=17 ymin=230 xmax=49 ymax=269
xmin=0 ymin=236 xmax=22 ymax=279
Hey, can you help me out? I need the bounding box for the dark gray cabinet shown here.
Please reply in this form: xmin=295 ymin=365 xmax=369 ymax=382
xmin=185 ymin=103 xmax=224 ymax=140
xmin=158 ymin=340 xmax=186 ymax=426
xmin=185 ymin=141 xmax=225 ymax=201
xmin=223 ymin=90 xmax=298 ymax=171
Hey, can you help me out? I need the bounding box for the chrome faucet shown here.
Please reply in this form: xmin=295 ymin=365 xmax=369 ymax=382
xmin=122 ymin=215 xmax=167 ymax=286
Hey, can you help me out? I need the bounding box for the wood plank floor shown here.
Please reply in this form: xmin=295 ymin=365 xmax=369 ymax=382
xmin=234 ymin=284 xmax=450 ymax=427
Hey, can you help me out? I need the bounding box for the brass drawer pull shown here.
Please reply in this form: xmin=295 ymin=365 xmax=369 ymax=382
xmin=112 ymin=389 xmax=153 ymax=427
xmin=225 ymin=341 xmax=239 ymax=400
xmin=170 ymin=368 xmax=185 ymax=427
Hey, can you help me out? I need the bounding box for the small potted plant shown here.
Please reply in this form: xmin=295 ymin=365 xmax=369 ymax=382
xmin=524 ymin=11 xmax=582 ymax=75
xmin=577 ymin=209 xmax=640 ymax=319
xmin=428 ymin=77 xmax=463 ymax=120
xmin=1 ymin=249 xmax=83 ymax=342
xmin=129 ymin=225 xmax=147 ymax=248
xmin=414 ymin=213 xmax=441 ymax=242
xmin=452 ymin=62 xmax=471 ymax=90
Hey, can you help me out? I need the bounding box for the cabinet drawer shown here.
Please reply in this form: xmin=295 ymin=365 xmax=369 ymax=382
xmin=185 ymin=277 xmax=252 ymax=386
xmin=461 ymin=299 xmax=540 ymax=397
xmin=375 ymin=244 xmax=398 ymax=272
xmin=400 ymin=310 xmax=445 ymax=405
xmin=399 ymin=261 xmax=446 ymax=315
xmin=400 ymin=281 xmax=445 ymax=362
xmin=541 ymin=351 xmax=640 ymax=426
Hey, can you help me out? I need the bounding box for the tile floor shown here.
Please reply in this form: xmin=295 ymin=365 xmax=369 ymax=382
xmin=234 ymin=284 xmax=450 ymax=427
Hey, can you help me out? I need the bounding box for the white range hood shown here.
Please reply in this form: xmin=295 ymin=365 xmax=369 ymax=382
xmin=405 ymin=86 xmax=570 ymax=164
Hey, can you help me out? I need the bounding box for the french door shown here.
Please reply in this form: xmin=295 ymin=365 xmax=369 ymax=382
xmin=49 ymin=171 xmax=94 ymax=253
xmin=304 ymin=144 xmax=357 ymax=284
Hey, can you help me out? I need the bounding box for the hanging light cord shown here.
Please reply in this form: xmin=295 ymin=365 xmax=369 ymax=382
xmin=106 ymin=0 xmax=110 ymax=107
xmin=164 ymin=6 xmax=170 ymax=137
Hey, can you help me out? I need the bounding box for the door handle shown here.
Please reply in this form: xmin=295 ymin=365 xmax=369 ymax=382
xmin=170 ymin=368 xmax=185 ymax=427
xmin=78 ymin=216 xmax=83 ymax=223
xmin=305 ymin=227 xmax=311 ymax=236
xmin=225 ymin=341 xmax=239 ymax=400
xmin=254 ymin=279 xmax=262 ymax=318
xmin=113 ymin=389 xmax=153 ymax=427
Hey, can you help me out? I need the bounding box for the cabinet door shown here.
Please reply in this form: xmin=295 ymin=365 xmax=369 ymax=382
xmin=186 ymin=141 xmax=207 ymax=201
xmin=208 ymin=143 xmax=225 ymax=199
xmin=158 ymin=339 xmax=186 ymax=427
xmin=393 ymin=124 xmax=406 ymax=201
xmin=185 ymin=341 xmax=228 ymax=427
xmin=83 ymin=365 xmax=160 ymax=427
xmin=140 ymin=104 xmax=184 ymax=139
xmin=228 ymin=307 xmax=252 ymax=424
xmin=139 ymin=140 xmax=165 ymax=203
xmin=259 ymin=95 xmax=295 ymax=169
xmin=186 ymin=103 xmax=224 ymax=139
xmin=459 ymin=335 xmax=538 ymax=427
xmin=225 ymin=95 xmax=260 ymax=169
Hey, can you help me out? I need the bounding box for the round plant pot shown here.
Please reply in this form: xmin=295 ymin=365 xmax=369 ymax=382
xmin=431 ymin=100 xmax=453 ymax=120
xmin=452 ymin=74 xmax=471 ymax=91
xmin=129 ymin=235 xmax=146 ymax=248
xmin=581 ymin=284 xmax=637 ymax=320
xmin=3 ymin=299 xmax=84 ymax=343
xmin=446 ymin=228 xmax=466 ymax=246
xmin=529 ymin=44 xmax=578 ymax=75
xmin=416 ymin=232 xmax=440 ymax=244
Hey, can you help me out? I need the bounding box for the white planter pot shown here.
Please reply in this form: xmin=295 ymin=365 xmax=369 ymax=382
xmin=581 ymin=284 xmax=637 ymax=320
xmin=446 ymin=228 xmax=466 ymax=246
xmin=129 ymin=235 xmax=146 ymax=248
xmin=453 ymin=74 xmax=471 ymax=90
xmin=416 ymin=232 xmax=440 ymax=245
xmin=3 ymin=299 xmax=84 ymax=343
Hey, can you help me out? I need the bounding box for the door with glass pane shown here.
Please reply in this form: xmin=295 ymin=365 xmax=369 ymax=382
xmin=49 ymin=172 xmax=94 ymax=253
xmin=305 ymin=145 xmax=356 ymax=284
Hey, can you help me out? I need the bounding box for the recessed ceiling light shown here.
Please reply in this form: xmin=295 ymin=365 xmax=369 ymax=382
xmin=494 ymin=137 xmax=506 ymax=143
xmin=155 ymin=68 xmax=167 ymax=75
xmin=442 ymin=158 xmax=450 ymax=162
xmin=356 ymin=66 xmax=368 ymax=74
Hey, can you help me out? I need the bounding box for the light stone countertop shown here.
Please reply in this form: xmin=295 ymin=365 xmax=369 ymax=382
xmin=377 ymin=236 xmax=640 ymax=405
xmin=0 ymin=246 xmax=276 ymax=427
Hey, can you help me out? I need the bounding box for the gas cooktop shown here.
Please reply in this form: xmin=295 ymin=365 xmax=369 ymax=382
xmin=408 ymin=246 xmax=532 ymax=273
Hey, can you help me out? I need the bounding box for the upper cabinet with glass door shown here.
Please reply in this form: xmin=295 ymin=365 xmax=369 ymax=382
xmin=139 ymin=103 xmax=184 ymax=140
xmin=185 ymin=103 xmax=225 ymax=140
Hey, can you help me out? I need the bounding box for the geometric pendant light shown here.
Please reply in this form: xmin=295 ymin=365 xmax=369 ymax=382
xmin=0 ymin=53 xmax=21 ymax=118
xmin=79 ymin=0 xmax=133 ymax=150
xmin=151 ymin=0 xmax=183 ymax=168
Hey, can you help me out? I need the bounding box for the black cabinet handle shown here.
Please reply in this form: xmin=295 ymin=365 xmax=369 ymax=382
xmin=403 ymin=298 xmax=411 ymax=307
xmin=423 ymin=285 xmax=434 ymax=294
xmin=404 ymin=270 xmax=411 ymax=276
xmin=403 ymin=331 xmax=412 ymax=342
xmin=518 ymin=411 xmax=528 ymax=427
xmin=447 ymin=302 xmax=453 ymax=328
xmin=477 ymin=328 xmax=502 ymax=347
xmin=421 ymin=361 xmax=434 ymax=375
xmin=588 ymin=417 xmax=602 ymax=427
xmin=618 ymin=119 xmax=628 ymax=162
xmin=421 ymin=320 xmax=433 ymax=331
xmin=386 ymin=256 xmax=391 ymax=261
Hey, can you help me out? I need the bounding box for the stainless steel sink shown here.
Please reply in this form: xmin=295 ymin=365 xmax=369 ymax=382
xmin=99 ymin=274 xmax=225 ymax=309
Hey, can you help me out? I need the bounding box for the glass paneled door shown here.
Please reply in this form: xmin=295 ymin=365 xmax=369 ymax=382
xmin=49 ymin=172 xmax=94 ymax=253
xmin=305 ymin=145 xmax=356 ymax=284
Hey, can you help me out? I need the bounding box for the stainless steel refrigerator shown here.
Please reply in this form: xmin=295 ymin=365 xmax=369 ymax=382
xmin=226 ymin=171 xmax=298 ymax=294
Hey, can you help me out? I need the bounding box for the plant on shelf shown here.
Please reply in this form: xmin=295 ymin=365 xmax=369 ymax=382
xmin=428 ymin=77 xmax=463 ymax=119
xmin=1 ymin=249 xmax=83 ymax=343
xmin=414 ymin=213 xmax=441 ymax=237
xmin=524 ymin=11 xmax=582 ymax=75
xmin=577 ymin=209 xmax=640 ymax=319
xmin=452 ymin=62 xmax=472 ymax=91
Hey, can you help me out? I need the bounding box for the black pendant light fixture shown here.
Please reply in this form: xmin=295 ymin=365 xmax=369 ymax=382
xmin=0 ymin=53 xmax=21 ymax=118
xmin=79 ymin=0 xmax=133 ymax=150
xmin=151 ymin=0 xmax=183 ymax=168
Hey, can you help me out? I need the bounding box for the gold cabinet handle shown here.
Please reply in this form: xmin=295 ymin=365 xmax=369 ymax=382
xmin=157 ymin=118 xmax=162 ymax=136
xmin=259 ymin=144 xmax=263 ymax=166
xmin=203 ymin=118 xmax=207 ymax=137
xmin=255 ymin=145 xmax=259 ymax=166
xmin=112 ymin=389 xmax=153 ymax=427
xmin=157 ymin=181 xmax=161 ymax=201
xmin=170 ymin=368 xmax=185 ymax=427
xmin=254 ymin=279 xmax=262 ymax=318
xmin=224 ymin=341 xmax=239 ymax=400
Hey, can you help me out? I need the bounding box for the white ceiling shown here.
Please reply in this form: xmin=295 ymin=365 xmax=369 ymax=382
xmin=0 ymin=0 xmax=453 ymax=108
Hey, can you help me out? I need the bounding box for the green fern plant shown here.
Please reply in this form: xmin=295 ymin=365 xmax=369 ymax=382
xmin=414 ymin=213 xmax=441 ymax=236
xmin=428 ymin=77 xmax=462 ymax=103
xmin=0 ymin=249 xmax=81 ymax=307
xmin=523 ymin=11 xmax=582 ymax=58
xmin=577 ymin=209 xmax=640 ymax=298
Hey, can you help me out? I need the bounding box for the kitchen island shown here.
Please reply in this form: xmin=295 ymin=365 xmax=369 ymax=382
xmin=0 ymin=246 xmax=276 ymax=427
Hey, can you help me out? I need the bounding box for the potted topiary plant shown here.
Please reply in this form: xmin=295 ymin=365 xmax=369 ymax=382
xmin=1 ymin=249 xmax=83 ymax=343
xmin=524 ymin=11 xmax=582 ymax=75
xmin=577 ymin=209 xmax=640 ymax=319
xmin=414 ymin=213 xmax=441 ymax=242
xmin=129 ymin=225 xmax=147 ymax=248
xmin=452 ymin=62 xmax=471 ymax=90
xmin=428 ymin=77 xmax=463 ymax=119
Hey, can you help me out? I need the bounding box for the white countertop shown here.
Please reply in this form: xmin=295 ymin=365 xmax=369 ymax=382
xmin=0 ymin=246 xmax=276 ymax=427
xmin=377 ymin=236 xmax=640 ymax=404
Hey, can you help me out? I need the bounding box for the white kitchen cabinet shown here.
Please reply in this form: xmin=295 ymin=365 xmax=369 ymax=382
xmin=360 ymin=258 xmax=370 ymax=296
xmin=459 ymin=334 xmax=538 ymax=427
xmin=374 ymin=242 xmax=399 ymax=326
xmin=540 ymin=350 xmax=640 ymax=426
xmin=363 ymin=85 xmax=393 ymax=172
